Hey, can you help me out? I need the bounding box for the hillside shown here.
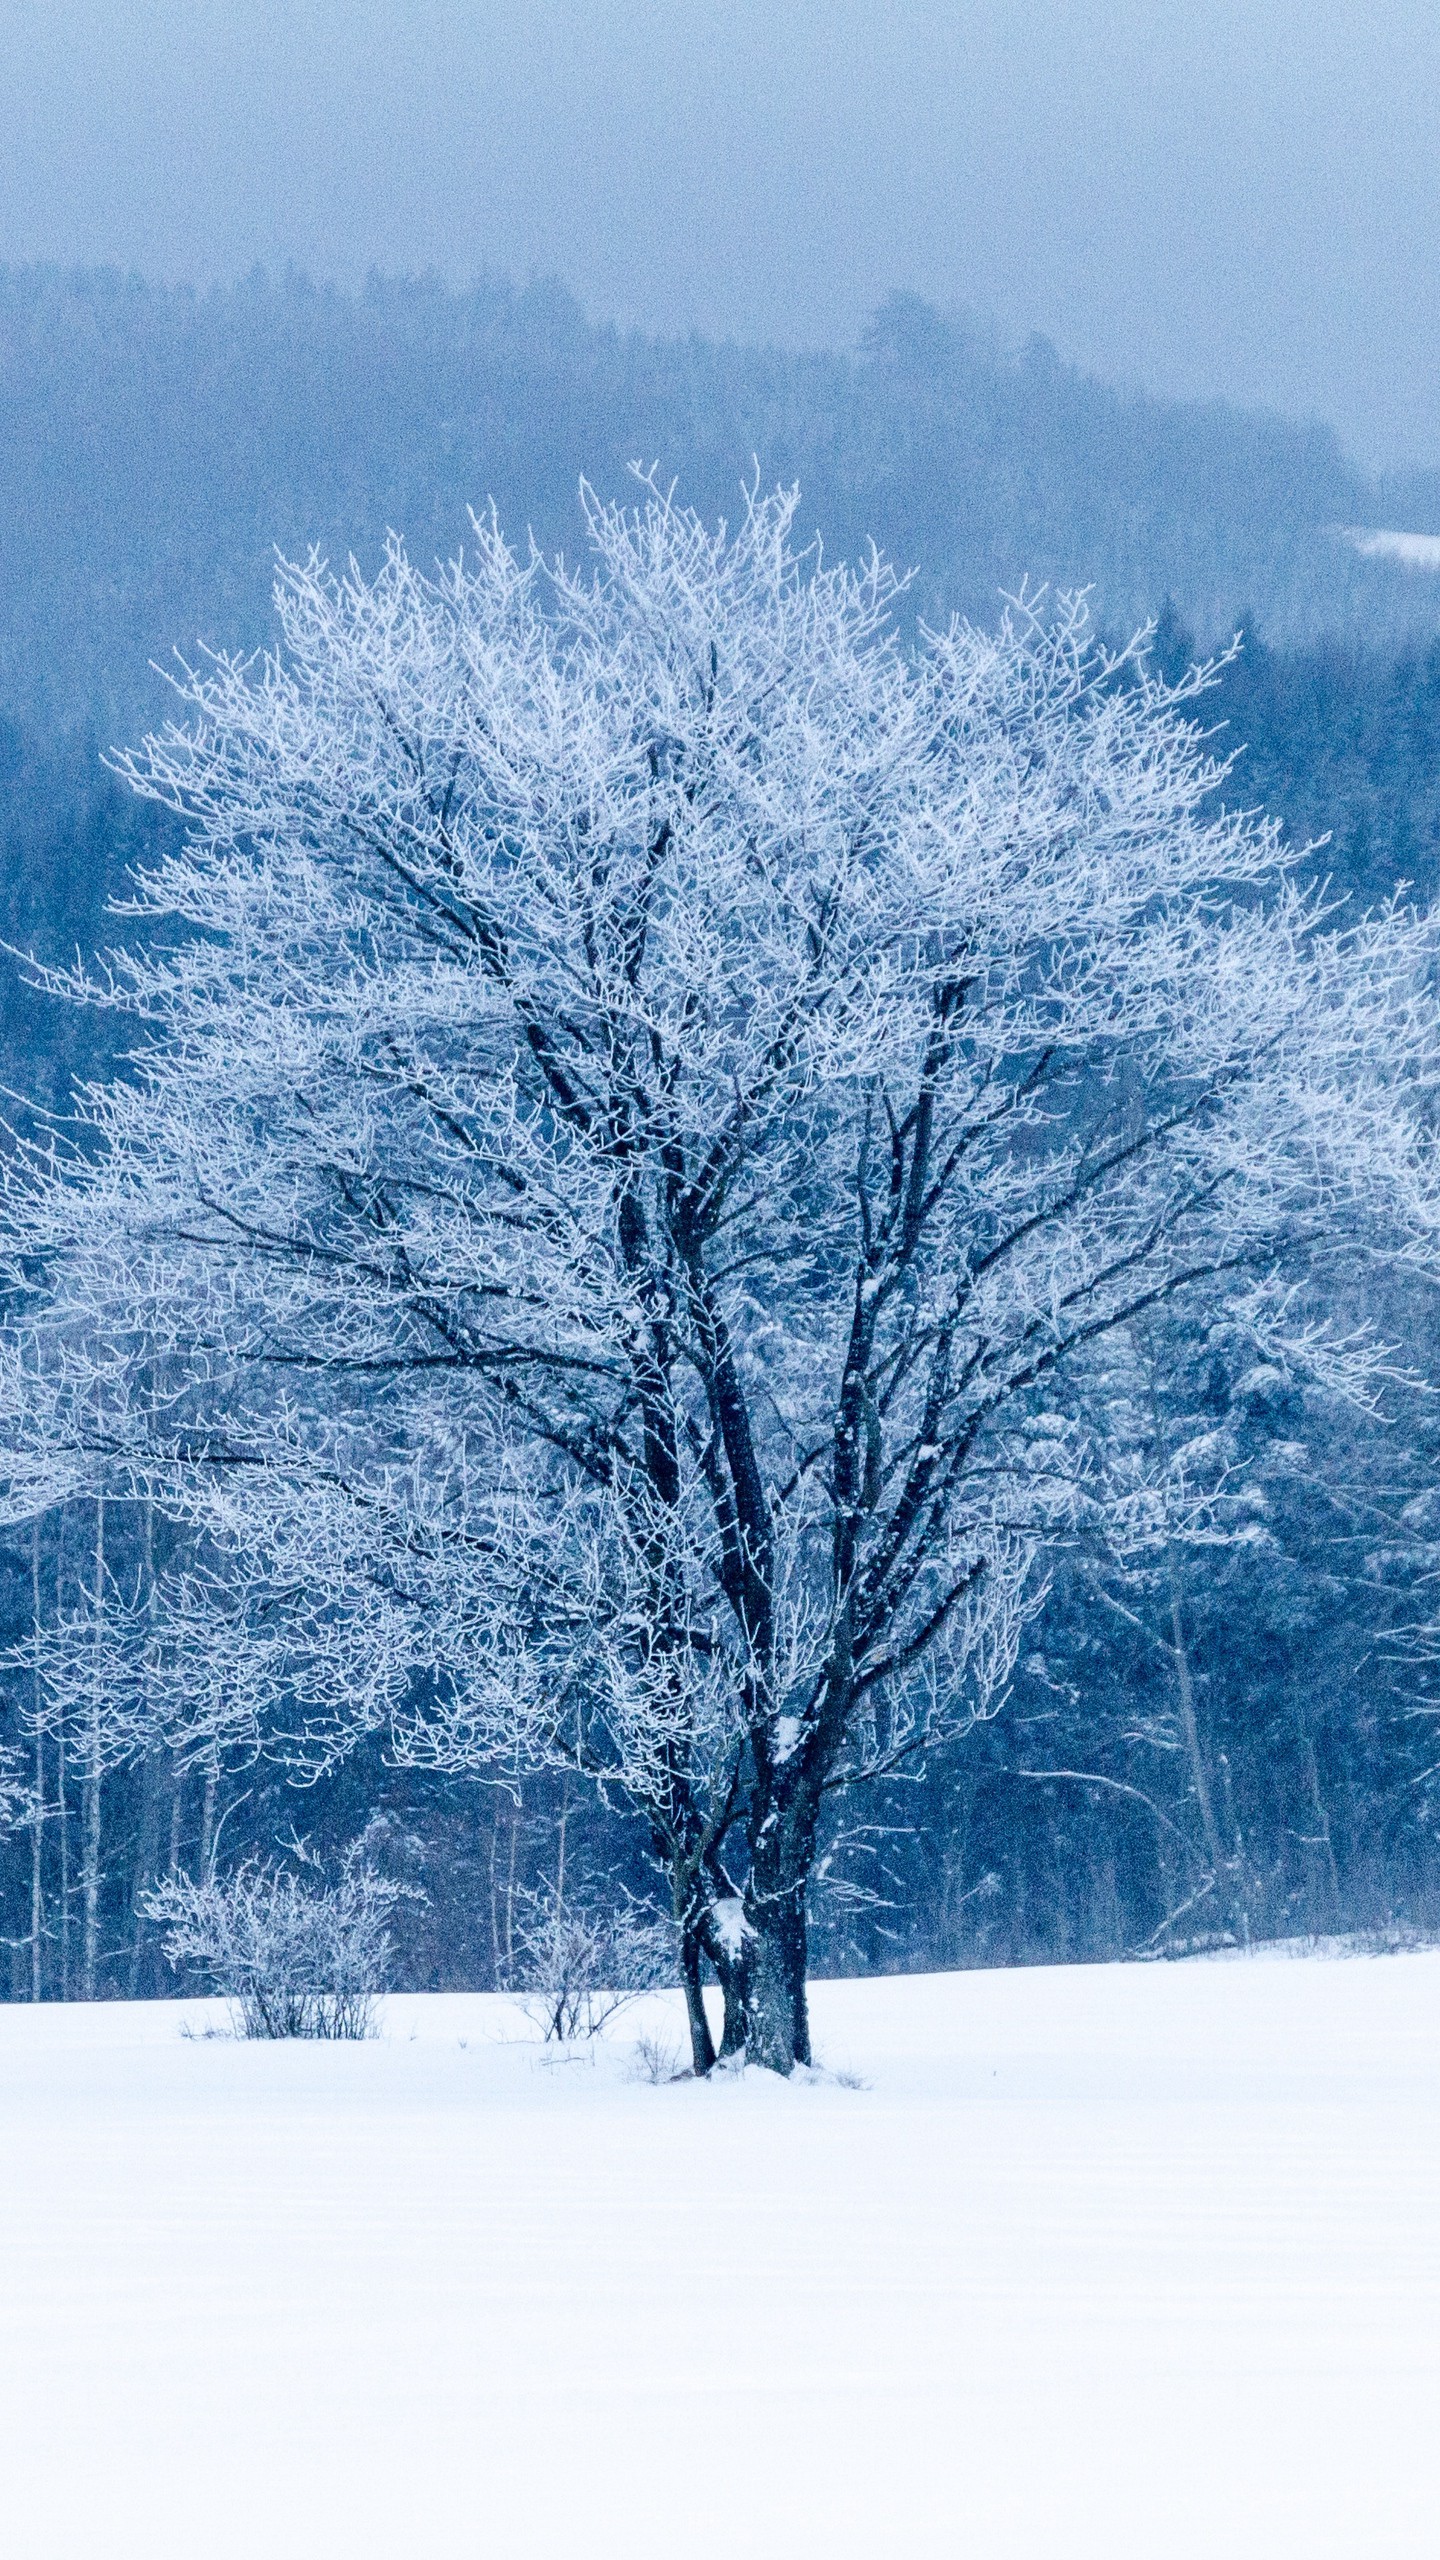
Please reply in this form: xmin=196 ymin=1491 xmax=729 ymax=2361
xmin=4 ymin=266 xmax=1440 ymax=735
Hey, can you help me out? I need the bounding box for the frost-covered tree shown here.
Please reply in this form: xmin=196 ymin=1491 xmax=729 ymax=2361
xmin=2 ymin=480 xmax=1439 ymax=2069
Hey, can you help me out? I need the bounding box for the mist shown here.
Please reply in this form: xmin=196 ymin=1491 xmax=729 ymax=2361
xmin=3 ymin=0 xmax=1439 ymax=466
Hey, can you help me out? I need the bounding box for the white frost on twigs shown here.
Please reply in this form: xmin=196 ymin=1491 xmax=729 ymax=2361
xmin=2 ymin=476 xmax=1439 ymax=1992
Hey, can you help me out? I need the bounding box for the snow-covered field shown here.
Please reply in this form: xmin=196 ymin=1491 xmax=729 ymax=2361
xmin=3 ymin=1952 xmax=1438 ymax=2559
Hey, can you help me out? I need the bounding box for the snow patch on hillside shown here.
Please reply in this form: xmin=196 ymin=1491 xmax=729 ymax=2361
xmin=1341 ymin=523 xmax=1440 ymax=570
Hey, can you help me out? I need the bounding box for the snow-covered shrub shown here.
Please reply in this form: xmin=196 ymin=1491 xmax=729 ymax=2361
xmin=508 ymin=1880 xmax=674 ymax=2042
xmin=627 ymin=2031 xmax=686 ymax=2084
xmin=142 ymin=1847 xmax=422 ymax=2038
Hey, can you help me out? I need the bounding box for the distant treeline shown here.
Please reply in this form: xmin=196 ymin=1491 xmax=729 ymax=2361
xmin=4 ymin=263 xmax=1440 ymax=735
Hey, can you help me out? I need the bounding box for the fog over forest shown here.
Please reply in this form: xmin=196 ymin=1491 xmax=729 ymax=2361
xmin=6 ymin=0 xmax=1440 ymax=461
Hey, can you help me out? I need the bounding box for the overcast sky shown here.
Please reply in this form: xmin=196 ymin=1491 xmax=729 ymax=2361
xmin=3 ymin=0 xmax=1437 ymax=466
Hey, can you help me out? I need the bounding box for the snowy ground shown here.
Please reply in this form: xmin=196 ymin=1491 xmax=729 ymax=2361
xmin=2 ymin=1954 xmax=1438 ymax=2559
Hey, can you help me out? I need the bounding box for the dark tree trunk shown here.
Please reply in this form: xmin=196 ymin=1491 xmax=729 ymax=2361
xmin=691 ymin=1907 xmax=752 ymax=2064
xmin=718 ymin=1963 xmax=750 ymax=2061
xmin=734 ymin=1755 xmax=826 ymax=2072
xmin=690 ymin=1919 xmax=747 ymax=2060
xmin=742 ymin=1880 xmax=811 ymax=2072
xmin=679 ymin=1924 xmax=717 ymax=2076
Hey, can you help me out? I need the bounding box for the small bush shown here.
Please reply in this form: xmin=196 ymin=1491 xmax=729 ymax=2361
xmin=508 ymin=1879 xmax=674 ymax=2042
xmin=142 ymin=1846 xmax=423 ymax=2039
xmin=627 ymin=2031 xmax=686 ymax=2084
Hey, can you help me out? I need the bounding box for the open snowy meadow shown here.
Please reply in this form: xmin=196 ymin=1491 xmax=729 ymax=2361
xmin=3 ymin=1950 xmax=1438 ymax=2559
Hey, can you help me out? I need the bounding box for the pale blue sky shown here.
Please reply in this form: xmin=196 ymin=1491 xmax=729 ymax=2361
xmin=3 ymin=0 xmax=1437 ymax=463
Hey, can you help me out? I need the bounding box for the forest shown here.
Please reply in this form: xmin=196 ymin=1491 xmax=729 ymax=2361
xmin=4 ymin=266 xmax=1440 ymax=2004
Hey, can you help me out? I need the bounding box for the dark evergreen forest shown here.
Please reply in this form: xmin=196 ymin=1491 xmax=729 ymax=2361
xmin=5 ymin=267 xmax=1440 ymax=1996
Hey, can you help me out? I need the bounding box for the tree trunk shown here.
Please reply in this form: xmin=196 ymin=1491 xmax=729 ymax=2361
xmin=127 ymin=1752 xmax=165 ymax=1995
xmin=1295 ymin=1703 xmax=1342 ymax=1923
xmin=127 ymin=1492 xmax=159 ymax=1993
xmin=678 ymin=1924 xmax=717 ymax=2075
xmin=30 ymin=1519 xmax=44 ymax=2002
xmin=487 ymin=1812 xmax=504 ymax=1989
xmin=56 ymin=1722 xmax=70 ymax=2000
xmin=1166 ymin=1561 xmax=1236 ymax=1935
xmin=199 ymin=1749 xmax=219 ymax=1878
xmin=54 ymin=1528 xmax=70 ymax=1999
xmin=81 ymin=1761 xmax=102 ymax=2000
xmin=167 ymin=1757 xmax=184 ymax=1878
xmin=742 ymin=1881 xmax=811 ymax=2073
xmin=717 ymin=1961 xmax=749 ymax=2061
xmin=503 ymin=1803 xmax=519 ymax=1978
xmin=30 ymin=1727 xmax=45 ymax=2002
xmin=81 ymin=1495 xmax=105 ymax=2001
